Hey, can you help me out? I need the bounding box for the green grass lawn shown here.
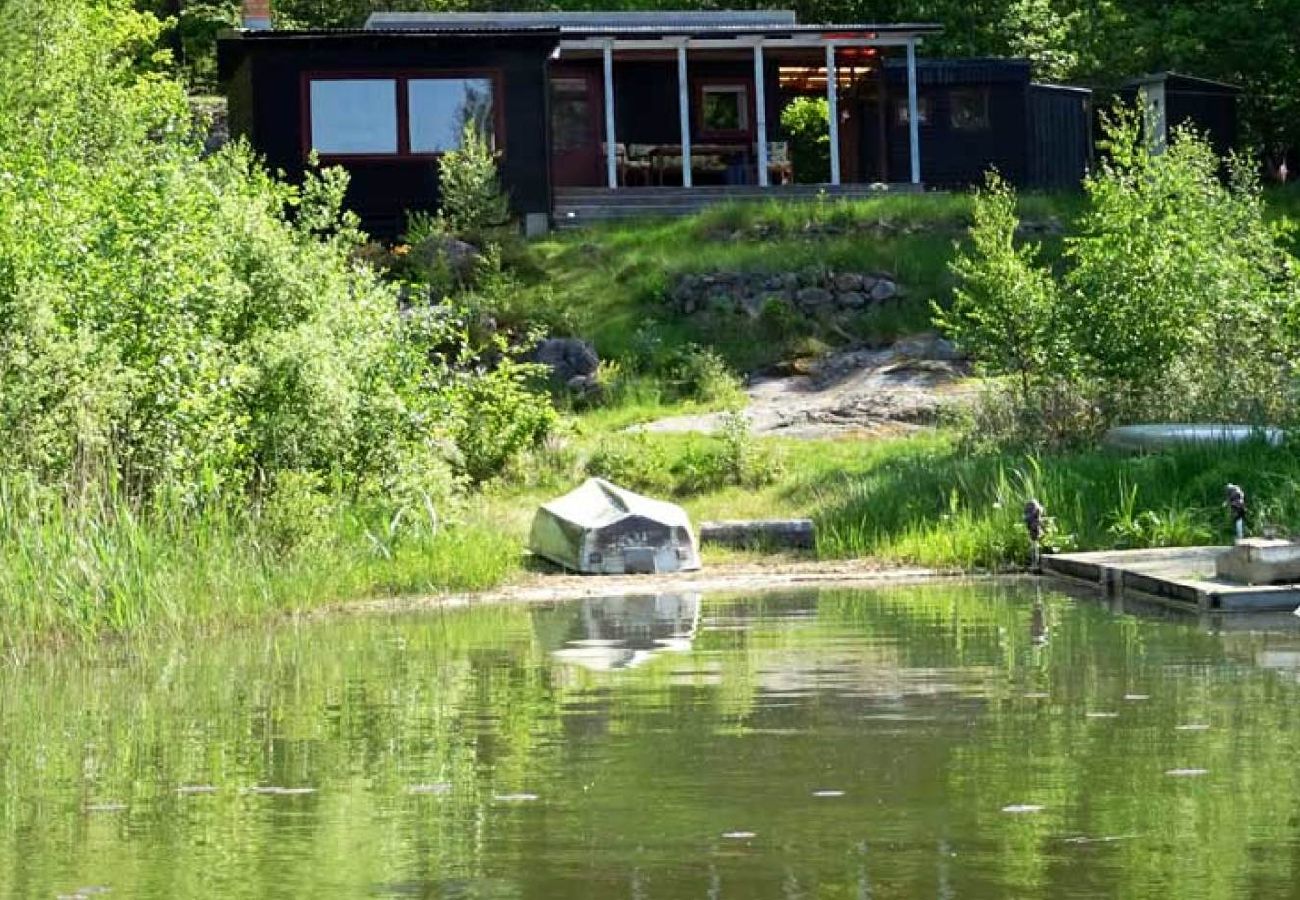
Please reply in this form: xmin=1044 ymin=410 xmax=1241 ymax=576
xmin=521 ymin=192 xmax=1081 ymax=372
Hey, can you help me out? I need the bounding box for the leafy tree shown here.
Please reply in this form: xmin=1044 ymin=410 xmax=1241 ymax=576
xmin=940 ymin=171 xmax=1062 ymax=408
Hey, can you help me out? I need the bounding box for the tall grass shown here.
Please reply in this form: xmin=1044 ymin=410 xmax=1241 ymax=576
xmin=0 ymin=476 xmax=519 ymax=645
xmin=812 ymin=438 xmax=1293 ymax=568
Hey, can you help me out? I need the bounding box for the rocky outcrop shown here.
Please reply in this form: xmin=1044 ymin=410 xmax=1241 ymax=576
xmin=665 ymin=269 xmax=904 ymax=319
xmin=532 ymin=337 xmax=600 ymax=393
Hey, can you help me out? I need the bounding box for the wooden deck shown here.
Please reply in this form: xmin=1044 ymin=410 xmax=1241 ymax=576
xmin=552 ymin=183 xmax=925 ymax=227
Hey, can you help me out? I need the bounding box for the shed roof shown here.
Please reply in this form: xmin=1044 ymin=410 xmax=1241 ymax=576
xmin=1123 ymin=71 xmax=1242 ymax=93
xmin=885 ymin=57 xmax=1031 ymax=85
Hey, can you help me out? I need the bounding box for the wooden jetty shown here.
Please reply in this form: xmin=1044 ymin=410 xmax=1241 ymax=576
xmin=1042 ymin=547 xmax=1300 ymax=612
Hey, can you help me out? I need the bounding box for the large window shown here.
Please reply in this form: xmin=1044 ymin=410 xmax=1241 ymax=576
xmin=309 ymin=79 xmax=398 ymax=154
xmin=409 ymin=77 xmax=494 ymax=152
xmin=306 ymin=73 xmax=497 ymax=158
xmin=895 ymin=96 xmax=931 ymax=127
xmin=698 ymin=83 xmax=750 ymax=137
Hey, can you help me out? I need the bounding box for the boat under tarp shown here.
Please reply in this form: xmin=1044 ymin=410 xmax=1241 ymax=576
xmin=529 ymin=478 xmax=701 ymax=574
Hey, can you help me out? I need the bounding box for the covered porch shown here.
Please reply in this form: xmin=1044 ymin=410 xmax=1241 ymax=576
xmin=548 ymin=14 xmax=938 ymax=207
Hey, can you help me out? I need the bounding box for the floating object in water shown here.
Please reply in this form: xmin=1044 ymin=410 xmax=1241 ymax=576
xmin=1123 ymin=694 xmax=1149 ymax=701
xmin=721 ymin=831 xmax=757 ymax=839
xmin=408 ymin=783 xmax=452 ymax=795
xmin=812 ymin=790 xmax=845 ymax=798
xmin=1103 ymin=423 xmax=1284 ymax=451
xmin=493 ymin=793 xmax=539 ymax=802
xmin=1176 ymin=723 xmax=1211 ymax=731
xmin=1086 ymin=712 xmax=1119 ymax=719
xmin=176 ymin=785 xmax=217 ymax=795
xmin=246 ymin=786 xmax=316 ymax=796
xmin=1001 ymin=804 xmax=1044 ymax=814
xmin=529 ymin=478 xmax=700 ymax=574
xmin=1165 ymin=768 xmax=1208 ymax=777
xmin=1022 ymin=692 xmax=1050 ymax=699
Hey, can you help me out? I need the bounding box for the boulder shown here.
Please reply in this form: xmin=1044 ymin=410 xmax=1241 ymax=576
xmin=838 ymin=291 xmax=868 ymax=310
xmin=796 ymin=287 xmax=834 ymax=309
xmin=409 ymin=233 xmax=483 ymax=284
xmin=869 ymin=279 xmax=898 ymax=302
xmin=533 ymin=338 xmax=600 ymax=385
xmin=833 ymin=272 xmax=865 ymax=292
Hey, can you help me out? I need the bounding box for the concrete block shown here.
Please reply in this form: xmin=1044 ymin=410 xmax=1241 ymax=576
xmin=1214 ymin=538 xmax=1300 ymax=585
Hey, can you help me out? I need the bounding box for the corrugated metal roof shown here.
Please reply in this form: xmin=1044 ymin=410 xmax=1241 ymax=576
xmin=885 ymin=57 xmax=1032 ymax=85
xmin=367 ymin=10 xmax=798 ymax=30
xmin=230 ymin=25 xmax=560 ymax=38
xmin=365 ymin=10 xmax=940 ymax=37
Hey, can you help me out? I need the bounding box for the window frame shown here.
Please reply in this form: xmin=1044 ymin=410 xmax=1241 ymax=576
xmin=948 ymin=87 xmax=991 ymax=132
xmin=301 ymin=69 xmax=505 ymax=163
xmin=895 ymin=95 xmax=932 ymax=127
xmin=694 ymin=78 xmax=755 ymax=141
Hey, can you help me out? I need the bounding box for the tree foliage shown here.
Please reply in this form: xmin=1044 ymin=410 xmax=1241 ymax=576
xmin=0 ymin=0 xmax=554 ymax=502
xmin=946 ymin=109 xmax=1300 ymax=443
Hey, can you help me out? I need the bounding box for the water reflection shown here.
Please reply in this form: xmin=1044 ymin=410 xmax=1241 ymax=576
xmin=5 ymin=582 xmax=1300 ymax=898
xmin=534 ymin=593 xmax=700 ymax=670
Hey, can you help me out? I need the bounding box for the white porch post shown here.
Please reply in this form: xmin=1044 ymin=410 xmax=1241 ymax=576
xmin=825 ymin=42 xmax=841 ymax=185
xmin=906 ymin=39 xmax=921 ymax=185
xmin=677 ymin=42 xmax=692 ymax=188
xmin=603 ymin=40 xmax=617 ymax=189
xmin=753 ymin=42 xmax=769 ymax=187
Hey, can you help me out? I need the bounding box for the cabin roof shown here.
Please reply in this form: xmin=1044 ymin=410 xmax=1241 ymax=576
xmin=364 ymin=9 xmax=942 ymax=39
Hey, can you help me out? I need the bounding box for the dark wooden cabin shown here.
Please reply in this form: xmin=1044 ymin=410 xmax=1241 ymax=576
xmin=218 ymin=9 xmax=1094 ymax=234
xmin=873 ymin=58 xmax=1091 ymax=189
xmin=1121 ymin=72 xmax=1240 ymax=159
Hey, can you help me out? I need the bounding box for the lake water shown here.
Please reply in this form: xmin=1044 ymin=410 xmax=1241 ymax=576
xmin=4 ymin=581 xmax=1300 ymax=898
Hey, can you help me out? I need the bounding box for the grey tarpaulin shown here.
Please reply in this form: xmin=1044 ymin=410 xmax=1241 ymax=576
xmin=529 ymin=479 xmax=701 ymax=574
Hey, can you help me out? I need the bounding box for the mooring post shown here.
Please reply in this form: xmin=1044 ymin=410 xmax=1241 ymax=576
xmin=1024 ymin=499 xmax=1045 ymax=572
xmin=1225 ymin=483 xmax=1246 ymax=542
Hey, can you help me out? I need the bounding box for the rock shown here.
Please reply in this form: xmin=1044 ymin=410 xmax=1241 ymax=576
xmin=532 ymin=338 xmax=599 ymax=385
xmin=838 ymin=291 xmax=868 ymax=310
xmin=894 ymin=333 xmax=964 ymax=361
xmin=566 ymin=374 xmax=603 ymax=397
xmin=795 ymin=287 xmax=834 ymax=309
xmin=739 ymin=294 xmax=766 ymax=320
xmin=833 ymin=273 xmax=865 ymax=292
xmin=869 ymin=279 xmax=898 ymax=302
xmin=409 ymin=233 xmax=483 ymax=284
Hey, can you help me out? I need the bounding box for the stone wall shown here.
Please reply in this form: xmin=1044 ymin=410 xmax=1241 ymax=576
xmin=665 ymin=269 xmax=903 ymax=319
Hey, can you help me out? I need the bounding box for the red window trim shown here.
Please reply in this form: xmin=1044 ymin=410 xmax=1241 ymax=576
xmin=693 ymin=76 xmax=756 ymax=142
xmin=300 ymin=69 xmax=506 ymax=164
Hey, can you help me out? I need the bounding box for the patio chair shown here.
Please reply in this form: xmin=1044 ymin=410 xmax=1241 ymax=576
xmin=766 ymin=141 xmax=793 ymax=184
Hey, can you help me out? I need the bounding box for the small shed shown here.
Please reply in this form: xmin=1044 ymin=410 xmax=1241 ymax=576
xmin=1122 ymin=72 xmax=1240 ymax=158
xmin=529 ymin=479 xmax=701 ymax=574
xmin=880 ymin=58 xmax=1092 ymax=189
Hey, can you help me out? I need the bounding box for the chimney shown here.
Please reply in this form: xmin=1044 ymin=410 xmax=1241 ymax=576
xmin=243 ymin=0 xmax=272 ymax=30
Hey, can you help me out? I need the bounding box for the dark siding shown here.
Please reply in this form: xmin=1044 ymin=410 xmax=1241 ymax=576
xmin=885 ymin=79 xmax=1030 ymax=187
xmin=220 ymin=33 xmax=556 ymax=238
xmin=1027 ymin=85 xmax=1091 ymax=188
xmin=1166 ymin=90 xmax=1238 ymax=158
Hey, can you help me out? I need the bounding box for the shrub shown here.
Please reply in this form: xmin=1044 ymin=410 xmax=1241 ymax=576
xmin=443 ymin=355 xmax=558 ymax=483
xmin=437 ymin=121 xmax=510 ymax=241
xmin=942 ymin=106 xmax=1300 ymax=444
xmin=665 ymin=344 xmax=746 ymax=407
xmin=585 ymin=433 xmax=674 ymax=494
xmin=780 ymin=97 xmax=830 ymax=184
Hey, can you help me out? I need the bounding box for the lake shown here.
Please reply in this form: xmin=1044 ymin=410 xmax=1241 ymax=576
xmin=4 ymin=580 xmax=1300 ymax=898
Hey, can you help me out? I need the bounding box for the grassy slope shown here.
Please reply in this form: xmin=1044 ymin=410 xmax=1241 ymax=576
xmin=524 ymin=192 xmax=1082 ymax=372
